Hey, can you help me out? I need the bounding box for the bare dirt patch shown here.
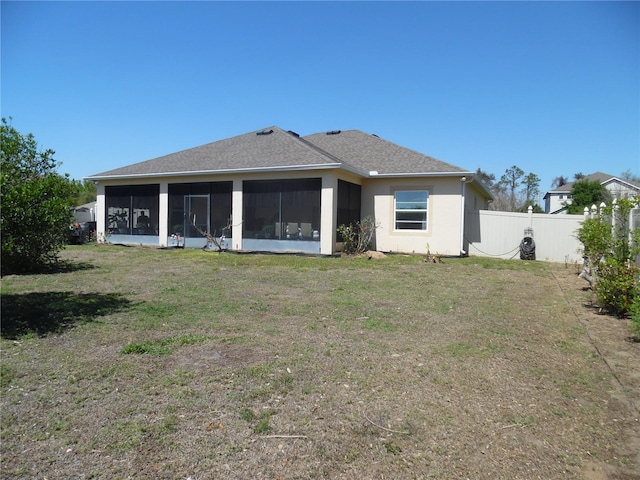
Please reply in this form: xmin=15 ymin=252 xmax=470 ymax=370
xmin=1 ymin=247 xmax=638 ymax=479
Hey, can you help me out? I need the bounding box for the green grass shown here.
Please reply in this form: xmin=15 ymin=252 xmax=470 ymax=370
xmin=121 ymin=334 xmax=209 ymax=356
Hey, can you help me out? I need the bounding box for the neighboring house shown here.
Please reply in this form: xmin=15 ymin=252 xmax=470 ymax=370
xmin=73 ymin=201 xmax=97 ymax=223
xmin=543 ymin=172 xmax=640 ymax=214
xmin=86 ymin=127 xmax=492 ymax=256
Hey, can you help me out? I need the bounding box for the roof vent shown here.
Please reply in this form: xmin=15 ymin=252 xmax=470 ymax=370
xmin=287 ymin=130 xmax=300 ymax=137
xmin=326 ymin=130 xmax=341 ymax=135
xmin=257 ymin=129 xmax=274 ymax=136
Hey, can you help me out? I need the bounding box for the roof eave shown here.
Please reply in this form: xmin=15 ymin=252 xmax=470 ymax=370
xmin=367 ymin=171 xmax=473 ymax=178
xmin=86 ymin=163 xmax=343 ymax=181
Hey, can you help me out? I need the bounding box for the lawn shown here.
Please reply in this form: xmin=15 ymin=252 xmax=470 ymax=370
xmin=1 ymin=245 xmax=638 ymax=479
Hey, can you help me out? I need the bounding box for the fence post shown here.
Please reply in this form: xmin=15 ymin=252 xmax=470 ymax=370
xmin=611 ymin=198 xmax=617 ymax=234
xmin=528 ymin=205 xmax=533 ymax=228
xmin=590 ymin=204 xmax=597 ymax=218
xmin=584 ymin=206 xmax=589 ymax=218
xmin=599 ymin=202 xmax=606 ymax=216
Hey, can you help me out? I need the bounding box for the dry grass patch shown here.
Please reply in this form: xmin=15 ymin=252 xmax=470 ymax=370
xmin=1 ymin=245 xmax=638 ymax=479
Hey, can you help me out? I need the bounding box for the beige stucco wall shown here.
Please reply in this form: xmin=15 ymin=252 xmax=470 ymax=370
xmin=361 ymin=177 xmax=465 ymax=256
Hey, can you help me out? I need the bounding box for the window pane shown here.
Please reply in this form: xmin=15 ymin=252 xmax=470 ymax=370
xmin=396 ymin=211 xmax=426 ymax=222
xmin=395 ymin=191 xmax=427 ymax=208
xmin=395 ymin=221 xmax=426 ymax=230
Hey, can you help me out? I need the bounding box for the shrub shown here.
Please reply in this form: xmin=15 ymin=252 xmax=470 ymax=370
xmin=595 ymin=259 xmax=639 ymax=317
xmin=1 ymin=118 xmax=79 ymax=274
xmin=630 ymin=295 xmax=640 ymax=341
xmin=576 ymin=197 xmax=640 ymax=318
xmin=337 ymin=216 xmax=379 ymax=254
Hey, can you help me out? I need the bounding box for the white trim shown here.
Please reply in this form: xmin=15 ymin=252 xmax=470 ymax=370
xmin=87 ymin=163 xmax=343 ymax=181
xmin=87 ymin=166 xmax=476 ymax=182
xmin=368 ymin=171 xmax=473 ymax=178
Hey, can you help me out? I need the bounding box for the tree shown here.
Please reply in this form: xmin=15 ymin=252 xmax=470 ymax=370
xmin=551 ymin=175 xmax=568 ymax=188
xmin=475 ymin=168 xmax=496 ymax=189
xmin=565 ymin=179 xmax=610 ymax=214
xmin=1 ymin=118 xmax=80 ymax=274
xmin=521 ymin=172 xmax=540 ymax=207
xmin=620 ymin=169 xmax=640 ymax=183
xmin=499 ymin=165 xmax=525 ymax=211
xmin=476 ymin=166 xmax=542 ymax=212
xmin=72 ymin=179 xmax=97 ymax=206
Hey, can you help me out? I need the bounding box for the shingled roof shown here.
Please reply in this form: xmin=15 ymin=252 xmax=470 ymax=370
xmin=88 ymin=126 xmax=470 ymax=179
xmin=303 ymin=130 xmax=468 ymax=176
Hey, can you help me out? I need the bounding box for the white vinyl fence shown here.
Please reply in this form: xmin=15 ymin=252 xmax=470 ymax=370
xmin=467 ymin=204 xmax=640 ymax=264
xmin=466 ymin=209 xmax=583 ymax=263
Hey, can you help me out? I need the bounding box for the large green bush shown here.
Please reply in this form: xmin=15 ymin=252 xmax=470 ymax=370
xmin=577 ymin=197 xmax=640 ymax=317
xmin=1 ymin=118 xmax=79 ymax=274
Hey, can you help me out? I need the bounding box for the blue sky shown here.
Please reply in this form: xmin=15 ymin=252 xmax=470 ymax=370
xmin=2 ymin=1 xmax=638 ymax=202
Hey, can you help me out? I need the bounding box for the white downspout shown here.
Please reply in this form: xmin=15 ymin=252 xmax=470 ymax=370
xmin=460 ymin=176 xmax=467 ymax=256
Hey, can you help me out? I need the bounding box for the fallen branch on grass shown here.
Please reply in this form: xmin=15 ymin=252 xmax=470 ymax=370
xmin=263 ymin=435 xmax=308 ymax=439
xmin=362 ymin=411 xmax=410 ymax=435
xmin=501 ymin=423 xmax=531 ymax=430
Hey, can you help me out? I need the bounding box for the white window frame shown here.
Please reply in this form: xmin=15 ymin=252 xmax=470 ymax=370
xmin=394 ymin=190 xmax=429 ymax=231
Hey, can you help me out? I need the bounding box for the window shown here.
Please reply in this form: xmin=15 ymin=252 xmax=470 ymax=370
xmin=394 ymin=190 xmax=428 ymax=230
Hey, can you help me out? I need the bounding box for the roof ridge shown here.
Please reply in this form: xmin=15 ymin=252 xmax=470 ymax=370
xmin=294 ymin=135 xmax=368 ymax=175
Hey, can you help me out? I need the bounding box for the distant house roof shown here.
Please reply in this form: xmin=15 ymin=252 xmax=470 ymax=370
xmin=87 ymin=126 xmax=473 ymax=181
xmin=74 ymin=201 xmax=97 ymax=211
xmin=543 ymin=171 xmax=640 ymax=199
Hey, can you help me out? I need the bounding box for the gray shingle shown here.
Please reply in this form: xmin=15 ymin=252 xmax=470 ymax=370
xmin=89 ymin=127 xmax=341 ymax=178
xmin=303 ymin=130 xmax=468 ymax=175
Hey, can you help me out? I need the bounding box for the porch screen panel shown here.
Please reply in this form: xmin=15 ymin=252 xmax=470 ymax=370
xmin=336 ymin=180 xmax=361 ymax=241
xmin=210 ymin=182 xmax=233 ymax=236
xmin=168 ymin=184 xmax=189 ymax=236
xmin=243 ymin=179 xmax=321 ymax=240
xmin=105 ymin=186 xmax=131 ymax=234
xmin=105 ymin=185 xmax=159 ymax=235
xmin=242 ymin=180 xmax=280 ymax=239
xmin=132 ymin=185 xmax=160 ymax=235
xmin=168 ymin=182 xmax=233 ymax=237
xmin=281 ymin=178 xmax=321 ymax=239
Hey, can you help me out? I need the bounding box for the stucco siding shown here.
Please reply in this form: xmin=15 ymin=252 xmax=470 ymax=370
xmin=363 ymin=178 xmax=464 ymax=255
